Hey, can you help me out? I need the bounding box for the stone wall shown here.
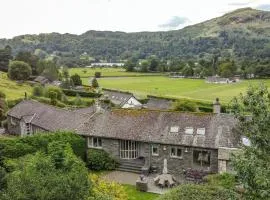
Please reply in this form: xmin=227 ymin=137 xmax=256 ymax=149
xmin=218 ymin=147 xmax=239 ymax=173
xmin=7 ymin=116 xmax=21 ymax=135
xmin=142 ymin=143 xmax=218 ymax=176
xmin=85 ymin=136 xmax=219 ymax=177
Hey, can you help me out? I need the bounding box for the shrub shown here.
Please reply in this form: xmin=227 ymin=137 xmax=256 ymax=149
xmin=91 ymin=78 xmax=99 ymax=88
xmin=6 ymin=98 xmax=23 ymax=109
xmin=0 ymin=166 xmax=7 ymax=190
xmin=49 ymin=91 xmax=57 ymax=105
xmin=94 ymin=72 xmax=101 ymax=78
xmin=204 ymin=173 xmax=236 ymax=189
xmin=157 ymin=184 xmax=240 ymax=200
xmin=71 ymin=73 xmax=82 ymax=86
xmin=73 ymin=94 xmax=83 ymax=106
xmin=3 ymin=146 xmax=90 ymax=200
xmin=44 ymin=86 xmax=63 ymax=100
xmin=62 ymin=89 xmax=101 ymax=98
xmin=0 ymin=132 xmax=86 ymax=162
xmin=86 ymin=149 xmax=118 ymax=170
xmin=174 ymin=100 xmax=197 ymax=112
xmin=89 ymin=174 xmax=127 ymax=200
xmin=32 ymin=85 xmax=44 ymax=97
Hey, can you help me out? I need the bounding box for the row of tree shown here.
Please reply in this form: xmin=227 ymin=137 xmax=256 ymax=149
xmin=124 ymin=56 xmax=270 ymax=78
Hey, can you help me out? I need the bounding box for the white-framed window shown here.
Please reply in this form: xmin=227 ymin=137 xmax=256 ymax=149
xmin=185 ymin=127 xmax=194 ymax=134
xmin=197 ymin=128 xmax=205 ymax=135
xmin=152 ymin=145 xmax=159 ymax=156
xmin=170 ymin=147 xmax=183 ymax=158
xmin=88 ymin=137 xmax=102 ymax=148
xmin=170 ymin=126 xmax=179 ymax=133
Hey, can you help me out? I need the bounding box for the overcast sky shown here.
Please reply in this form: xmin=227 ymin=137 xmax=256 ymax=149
xmin=1 ymin=0 xmax=269 ymax=39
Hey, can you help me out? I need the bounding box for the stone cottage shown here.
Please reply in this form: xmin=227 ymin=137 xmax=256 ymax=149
xmin=7 ymin=99 xmax=240 ymax=176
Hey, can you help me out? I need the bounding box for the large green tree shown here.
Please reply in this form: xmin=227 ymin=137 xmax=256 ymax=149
xmin=15 ymin=51 xmax=40 ymax=75
xmin=8 ymin=61 xmax=32 ymax=80
xmin=231 ymin=84 xmax=270 ymax=200
xmin=40 ymin=60 xmax=59 ymax=81
xmin=2 ymin=142 xmax=90 ymax=200
xmin=0 ymin=46 xmax=12 ymax=72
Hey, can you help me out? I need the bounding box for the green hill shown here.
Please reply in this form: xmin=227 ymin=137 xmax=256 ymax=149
xmin=0 ymin=8 xmax=269 ymax=62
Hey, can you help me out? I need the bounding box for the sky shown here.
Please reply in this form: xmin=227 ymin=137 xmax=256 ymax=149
xmin=0 ymin=0 xmax=269 ymax=39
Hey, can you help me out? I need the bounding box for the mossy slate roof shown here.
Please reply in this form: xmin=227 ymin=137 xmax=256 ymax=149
xmin=78 ymin=109 xmax=239 ymax=149
xmin=8 ymin=100 xmax=89 ymax=132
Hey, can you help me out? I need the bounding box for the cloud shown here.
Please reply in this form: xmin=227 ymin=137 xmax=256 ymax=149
xmin=228 ymin=2 xmax=250 ymax=6
xmin=159 ymin=16 xmax=190 ymax=28
xmin=256 ymin=4 xmax=270 ymax=11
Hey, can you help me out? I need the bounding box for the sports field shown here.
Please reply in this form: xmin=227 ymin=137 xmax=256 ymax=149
xmin=88 ymin=76 xmax=270 ymax=103
xmin=69 ymin=67 xmax=163 ymax=77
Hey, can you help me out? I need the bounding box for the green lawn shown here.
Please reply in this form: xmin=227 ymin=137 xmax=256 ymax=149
xmin=69 ymin=67 xmax=164 ymax=78
xmin=85 ymin=76 xmax=270 ymax=103
xmin=0 ymin=72 xmax=32 ymax=100
xmin=123 ymin=184 xmax=159 ymax=200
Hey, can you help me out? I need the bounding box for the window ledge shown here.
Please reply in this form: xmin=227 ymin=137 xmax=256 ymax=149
xmin=170 ymin=156 xmax=183 ymax=159
xmin=88 ymin=146 xmax=103 ymax=149
xmin=152 ymin=154 xmax=159 ymax=157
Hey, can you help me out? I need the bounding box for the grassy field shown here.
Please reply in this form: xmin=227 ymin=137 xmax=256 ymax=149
xmin=69 ymin=67 xmax=164 ymax=78
xmin=84 ymin=76 xmax=270 ymax=103
xmin=0 ymin=72 xmax=32 ymax=100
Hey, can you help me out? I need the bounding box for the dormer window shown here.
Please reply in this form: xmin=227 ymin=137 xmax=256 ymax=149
xmin=170 ymin=126 xmax=179 ymax=133
xmin=185 ymin=127 xmax=194 ymax=134
xmin=197 ymin=128 xmax=205 ymax=135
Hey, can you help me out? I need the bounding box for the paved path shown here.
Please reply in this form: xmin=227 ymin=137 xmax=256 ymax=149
xmin=102 ymin=171 xmax=172 ymax=194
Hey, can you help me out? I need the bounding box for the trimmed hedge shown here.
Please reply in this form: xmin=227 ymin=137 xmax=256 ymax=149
xmin=0 ymin=132 xmax=86 ymax=163
xmin=158 ymin=184 xmax=240 ymax=200
xmin=63 ymin=89 xmax=101 ymax=98
xmin=86 ymin=149 xmax=118 ymax=170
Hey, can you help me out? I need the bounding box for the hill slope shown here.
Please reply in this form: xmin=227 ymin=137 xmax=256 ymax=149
xmin=0 ymin=8 xmax=269 ymax=61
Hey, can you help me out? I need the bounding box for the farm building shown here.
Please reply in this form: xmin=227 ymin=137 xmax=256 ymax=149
xmin=7 ymin=98 xmax=240 ymax=176
xmin=206 ymin=76 xmax=240 ymax=84
xmin=102 ymin=89 xmax=142 ymax=108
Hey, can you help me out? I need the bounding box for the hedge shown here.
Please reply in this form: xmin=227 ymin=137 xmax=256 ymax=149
xmin=62 ymin=89 xmax=101 ymax=98
xmin=158 ymin=184 xmax=240 ymax=200
xmin=0 ymin=132 xmax=86 ymax=165
xmin=86 ymin=149 xmax=118 ymax=170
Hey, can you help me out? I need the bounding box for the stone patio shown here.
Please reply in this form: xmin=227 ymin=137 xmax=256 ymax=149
xmin=102 ymin=170 xmax=178 ymax=194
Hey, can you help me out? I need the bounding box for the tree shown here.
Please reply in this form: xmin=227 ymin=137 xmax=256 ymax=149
xmin=62 ymin=67 xmax=69 ymax=79
xmin=0 ymin=46 xmax=12 ymax=72
xmin=32 ymin=85 xmax=44 ymax=97
xmin=149 ymin=56 xmax=159 ymax=72
xmin=41 ymin=60 xmax=59 ymax=81
xmin=230 ymin=84 xmax=270 ymax=200
xmin=140 ymin=60 xmax=149 ymax=72
xmin=124 ymin=60 xmax=135 ymax=72
xmin=71 ymin=73 xmax=82 ymax=86
xmin=15 ymin=51 xmax=40 ymax=75
xmin=2 ymin=142 xmax=90 ymax=200
xmin=218 ymin=60 xmax=237 ymax=78
xmin=91 ymin=78 xmax=99 ymax=88
xmin=8 ymin=61 xmax=32 ymax=80
xmin=0 ymin=92 xmax=6 ymax=123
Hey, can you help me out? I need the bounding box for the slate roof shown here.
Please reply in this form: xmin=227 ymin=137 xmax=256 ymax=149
xmin=78 ymin=109 xmax=239 ymax=149
xmin=8 ymin=100 xmax=88 ymax=132
xmin=73 ymin=106 xmax=95 ymax=115
xmin=34 ymin=76 xmax=50 ymax=84
xmin=102 ymin=89 xmax=134 ymax=106
xmin=145 ymin=96 xmax=173 ymax=110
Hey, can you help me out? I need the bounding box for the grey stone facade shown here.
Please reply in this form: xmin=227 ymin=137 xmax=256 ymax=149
xmin=87 ymin=137 xmax=219 ymax=176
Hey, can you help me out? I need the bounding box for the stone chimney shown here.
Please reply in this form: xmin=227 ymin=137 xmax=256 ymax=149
xmin=213 ymin=98 xmax=221 ymax=114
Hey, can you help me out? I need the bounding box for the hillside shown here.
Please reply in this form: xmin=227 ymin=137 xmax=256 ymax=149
xmin=0 ymin=8 xmax=269 ymax=62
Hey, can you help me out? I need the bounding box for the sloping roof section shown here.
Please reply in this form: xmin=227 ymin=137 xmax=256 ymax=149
xmin=103 ymin=89 xmax=133 ymax=106
xmin=8 ymin=100 xmax=88 ymax=132
xmin=78 ymin=109 xmax=239 ymax=149
xmin=145 ymin=96 xmax=174 ymax=110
